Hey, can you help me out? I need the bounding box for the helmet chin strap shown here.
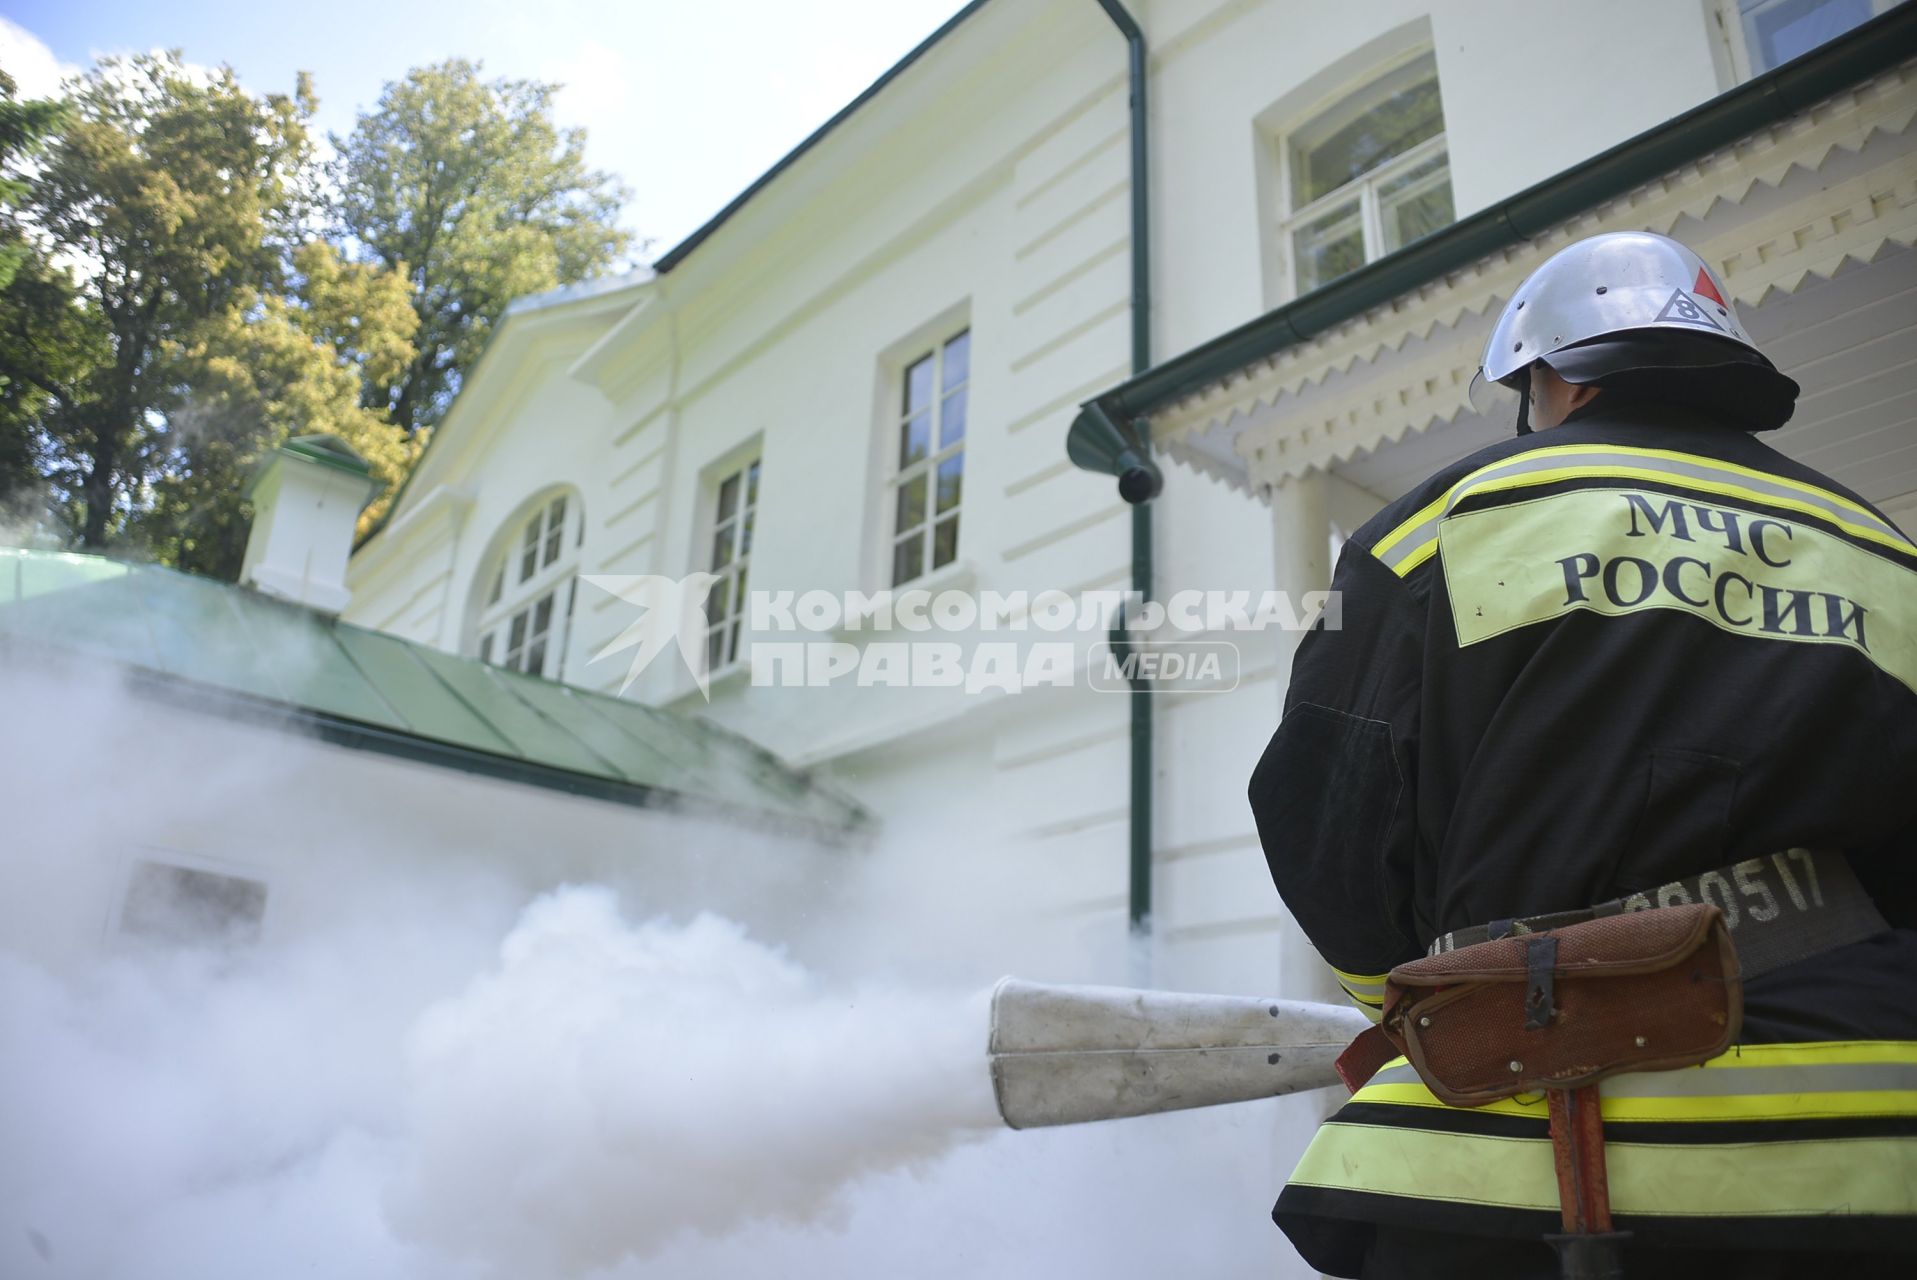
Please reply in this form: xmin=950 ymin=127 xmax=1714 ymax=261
xmin=1515 ymin=382 xmax=1532 ymax=436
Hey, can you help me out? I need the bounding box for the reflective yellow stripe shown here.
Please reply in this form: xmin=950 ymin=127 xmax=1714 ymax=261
xmin=1464 ymin=464 xmax=1909 ymax=551
xmin=1371 ymin=494 xmax=1447 ymax=559
xmin=1329 ymin=966 xmax=1388 ymax=1021
xmin=1329 ymin=965 xmax=1391 ymax=988
xmin=1352 ymin=1042 xmax=1917 ymax=1122
xmin=1290 ymin=1123 xmax=1917 ymax=1217
xmin=1601 ymin=445 xmax=1895 ymax=529
xmin=1392 ymin=539 xmax=1439 ymax=576
xmin=1369 ymin=445 xmax=1913 ymax=578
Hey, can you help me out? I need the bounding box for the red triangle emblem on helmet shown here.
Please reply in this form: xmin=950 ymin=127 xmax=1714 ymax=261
xmin=1692 ymin=268 xmax=1726 ymax=307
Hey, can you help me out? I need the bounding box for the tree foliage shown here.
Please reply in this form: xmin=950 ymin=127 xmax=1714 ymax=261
xmin=131 ymin=243 xmax=420 ymax=578
xmin=332 ymin=59 xmax=631 ymax=435
xmin=0 ymin=48 xmax=630 ymax=576
xmin=8 ymin=53 xmax=314 ymax=546
xmin=0 ymin=67 xmax=74 ymax=517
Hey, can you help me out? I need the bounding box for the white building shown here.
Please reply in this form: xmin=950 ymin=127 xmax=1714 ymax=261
xmin=338 ymin=0 xmax=1917 ymax=1269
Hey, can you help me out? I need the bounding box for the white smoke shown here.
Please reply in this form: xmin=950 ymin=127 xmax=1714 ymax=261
xmin=0 ymin=659 xmax=1303 ymax=1279
xmin=386 ymin=888 xmax=996 ymax=1274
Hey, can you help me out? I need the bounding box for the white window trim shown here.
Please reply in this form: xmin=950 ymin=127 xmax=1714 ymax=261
xmin=473 ymin=491 xmax=582 ymax=683
xmin=1709 ymin=0 xmax=1895 ymax=83
xmin=701 ymin=452 xmax=761 ymax=681
xmin=887 ymin=329 xmax=969 ymax=588
xmin=1278 ymin=129 xmax=1449 ymax=298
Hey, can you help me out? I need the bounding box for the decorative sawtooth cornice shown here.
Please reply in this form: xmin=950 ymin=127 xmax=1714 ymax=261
xmin=1230 ymin=230 xmax=1916 ymax=492
xmin=1150 ymin=62 xmax=1917 ymax=483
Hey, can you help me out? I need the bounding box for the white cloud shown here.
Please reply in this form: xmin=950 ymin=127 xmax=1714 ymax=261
xmin=0 ymin=17 xmax=79 ymax=99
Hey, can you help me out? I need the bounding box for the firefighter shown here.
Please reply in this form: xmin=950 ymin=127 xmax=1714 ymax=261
xmin=1249 ymin=230 xmax=1917 ymax=1278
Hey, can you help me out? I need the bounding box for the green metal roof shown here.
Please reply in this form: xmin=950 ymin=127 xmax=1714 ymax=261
xmin=0 ymin=547 xmax=868 ymax=835
xmin=1068 ymin=4 xmax=1917 ymax=467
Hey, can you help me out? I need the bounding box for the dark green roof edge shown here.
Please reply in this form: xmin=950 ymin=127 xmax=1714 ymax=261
xmin=651 ymin=0 xmax=994 ymax=272
xmin=281 ymin=434 xmax=373 ymax=478
xmin=120 ymin=667 xmax=864 ymax=845
xmin=1074 ymin=4 xmax=1917 ymax=438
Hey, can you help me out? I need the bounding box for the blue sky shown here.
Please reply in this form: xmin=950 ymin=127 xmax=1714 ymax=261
xmin=1 ymin=0 xmax=973 ymax=261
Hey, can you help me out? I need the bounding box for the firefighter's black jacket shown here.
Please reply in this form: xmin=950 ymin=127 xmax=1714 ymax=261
xmin=1250 ymin=400 xmax=1917 ymax=1268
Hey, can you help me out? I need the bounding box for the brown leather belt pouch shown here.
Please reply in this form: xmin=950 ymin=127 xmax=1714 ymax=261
xmin=1378 ymin=903 xmax=1742 ymax=1106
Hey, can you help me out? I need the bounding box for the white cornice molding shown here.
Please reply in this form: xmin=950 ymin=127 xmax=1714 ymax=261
xmin=347 ymin=484 xmax=474 ymax=585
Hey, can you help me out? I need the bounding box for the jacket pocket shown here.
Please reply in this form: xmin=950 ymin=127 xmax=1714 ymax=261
xmin=1250 ymin=703 xmax=1403 ymax=928
xmin=1619 ymin=747 xmax=1742 ymax=890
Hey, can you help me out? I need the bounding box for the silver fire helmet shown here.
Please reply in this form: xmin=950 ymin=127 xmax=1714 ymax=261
xmin=1482 ymin=231 xmax=1759 ymax=383
xmin=1475 ymin=231 xmax=1798 ymax=431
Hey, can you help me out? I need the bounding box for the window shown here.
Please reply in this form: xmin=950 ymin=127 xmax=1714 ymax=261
xmin=475 ymin=492 xmax=580 ymax=681
xmin=704 ymin=456 xmax=759 ymax=672
xmin=1724 ymin=0 xmax=1887 ymax=76
xmin=890 ymin=329 xmax=968 ymax=586
xmin=1280 ymin=52 xmax=1453 ymax=295
xmin=119 ymin=859 xmax=267 ymax=947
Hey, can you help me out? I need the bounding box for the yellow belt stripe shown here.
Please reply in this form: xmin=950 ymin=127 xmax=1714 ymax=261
xmin=1290 ymin=1124 xmax=1917 ymax=1217
xmin=1353 ymin=1082 xmax=1917 ymax=1122
xmin=1351 ymin=1043 xmax=1917 ymax=1121
xmin=1366 ymin=1042 xmax=1917 ymax=1070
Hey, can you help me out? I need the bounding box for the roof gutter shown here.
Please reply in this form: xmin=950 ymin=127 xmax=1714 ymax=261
xmin=1065 ymin=3 xmax=1917 ymax=455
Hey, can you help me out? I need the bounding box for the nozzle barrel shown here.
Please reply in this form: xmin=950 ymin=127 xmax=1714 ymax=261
xmin=988 ymin=978 xmax=1372 ymax=1128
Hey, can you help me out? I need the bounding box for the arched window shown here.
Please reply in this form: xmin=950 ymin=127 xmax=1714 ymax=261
xmin=473 ymin=490 xmax=581 ymax=681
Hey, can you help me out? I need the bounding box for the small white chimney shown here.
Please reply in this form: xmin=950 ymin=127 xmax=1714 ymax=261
xmin=240 ymin=434 xmax=381 ymax=614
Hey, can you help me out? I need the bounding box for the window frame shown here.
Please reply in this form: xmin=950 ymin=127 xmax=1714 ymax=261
xmin=1275 ymin=51 xmax=1453 ymax=298
xmin=887 ymin=327 xmax=970 ymax=588
xmin=110 ymin=847 xmax=270 ymax=949
xmin=473 ymin=491 xmax=582 ymax=683
xmin=1711 ymin=0 xmax=1893 ymax=82
xmin=701 ymin=453 xmax=761 ymax=677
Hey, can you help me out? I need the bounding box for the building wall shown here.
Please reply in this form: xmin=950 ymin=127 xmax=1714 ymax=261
xmin=0 ymin=662 xmax=843 ymax=980
xmin=337 ymin=7 xmax=1801 ymax=1270
xmin=344 ymin=0 xmax=1750 ymax=983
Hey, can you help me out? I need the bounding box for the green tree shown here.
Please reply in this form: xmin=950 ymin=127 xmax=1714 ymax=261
xmin=0 ymin=67 xmax=67 ymax=292
xmin=11 ymin=53 xmax=316 ymax=547
xmin=332 ymin=59 xmax=631 ymax=435
xmin=132 ymin=241 xmax=420 ymax=578
xmin=0 ymin=66 xmax=74 ymax=516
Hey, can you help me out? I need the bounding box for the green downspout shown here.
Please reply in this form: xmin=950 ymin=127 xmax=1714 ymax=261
xmin=1095 ymin=0 xmax=1155 ymax=940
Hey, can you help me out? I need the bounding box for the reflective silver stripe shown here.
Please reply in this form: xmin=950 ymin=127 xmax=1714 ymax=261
xmin=1373 ymin=510 xmax=1443 ymax=574
xmin=1365 ymin=1063 xmax=1428 ymax=1088
xmin=1370 ymin=446 xmax=1912 ymax=576
xmin=1600 ymin=1063 xmax=1917 ymax=1098
xmin=1362 ymin=1060 xmax=1917 ymax=1097
xmin=1336 ymin=976 xmax=1387 ymax=1000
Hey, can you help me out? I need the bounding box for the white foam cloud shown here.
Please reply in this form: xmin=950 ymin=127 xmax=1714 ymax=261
xmin=0 ymin=660 xmax=1302 ymax=1278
